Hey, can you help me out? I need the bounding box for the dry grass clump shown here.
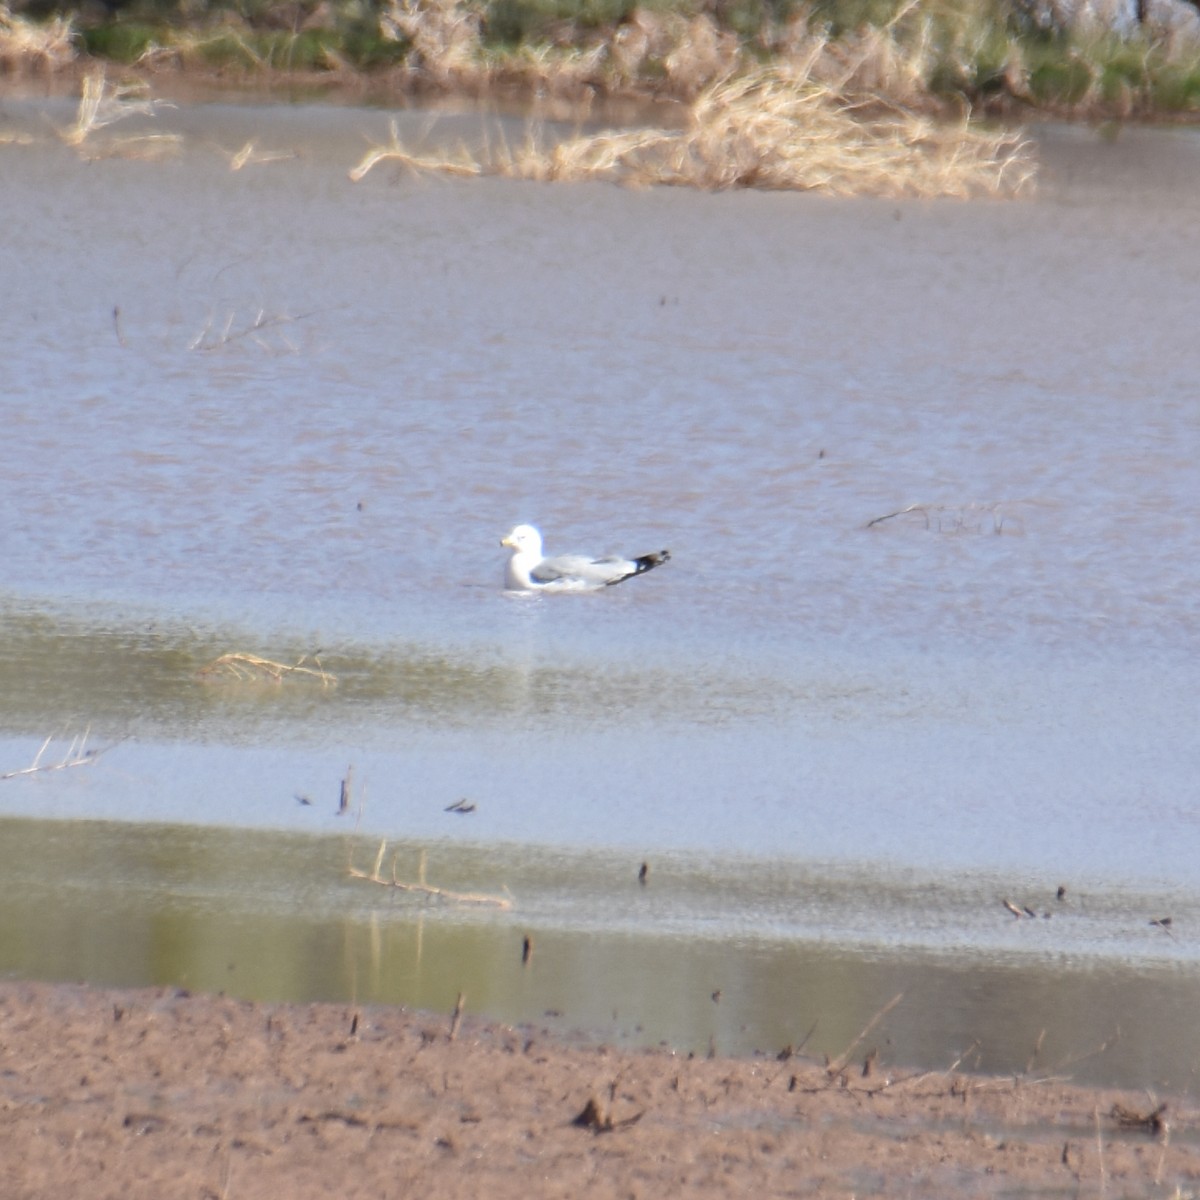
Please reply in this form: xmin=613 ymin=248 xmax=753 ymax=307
xmin=781 ymin=3 xmax=944 ymax=108
xmin=58 ymin=70 xmax=181 ymax=160
xmin=197 ymin=652 xmax=337 ymax=686
xmin=60 ymin=71 xmax=160 ymax=145
xmin=380 ymin=0 xmax=609 ymax=97
xmin=608 ymin=10 xmax=741 ymax=98
xmin=376 ymin=0 xmax=742 ymax=101
xmin=351 ymin=61 xmax=1035 ymax=198
xmin=0 ymin=4 xmax=75 ymax=73
xmin=381 ymin=0 xmax=484 ymax=88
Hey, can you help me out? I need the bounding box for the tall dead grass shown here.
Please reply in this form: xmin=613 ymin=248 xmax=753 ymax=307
xmin=0 ymin=3 xmax=75 ymax=72
xmin=368 ymin=0 xmax=1010 ymax=113
xmin=381 ymin=0 xmax=483 ymax=88
xmin=378 ymin=0 xmax=741 ymax=100
xmin=57 ymin=70 xmax=181 ymax=160
xmin=351 ymin=59 xmax=1035 ymax=198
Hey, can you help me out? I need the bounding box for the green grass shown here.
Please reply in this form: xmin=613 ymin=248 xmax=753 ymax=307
xmin=80 ymin=21 xmax=160 ymax=62
xmin=10 ymin=0 xmax=1200 ymax=116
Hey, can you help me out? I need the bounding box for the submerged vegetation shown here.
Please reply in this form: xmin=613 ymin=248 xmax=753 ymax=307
xmin=349 ymin=64 xmax=1034 ymax=195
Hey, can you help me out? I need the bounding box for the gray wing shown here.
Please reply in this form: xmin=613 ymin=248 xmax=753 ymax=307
xmin=531 ymin=553 xmax=634 ymax=587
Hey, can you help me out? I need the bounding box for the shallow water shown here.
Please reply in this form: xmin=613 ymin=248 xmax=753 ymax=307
xmin=1 ymin=97 xmax=1198 ymax=1086
xmin=3 ymin=817 xmax=1198 ymax=1090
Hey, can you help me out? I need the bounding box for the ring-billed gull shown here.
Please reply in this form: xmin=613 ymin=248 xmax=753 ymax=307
xmin=500 ymin=524 xmax=671 ymax=592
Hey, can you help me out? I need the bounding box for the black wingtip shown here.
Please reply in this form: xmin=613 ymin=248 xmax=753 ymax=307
xmin=632 ymin=549 xmax=670 ymax=575
xmin=606 ymin=548 xmax=671 ymax=586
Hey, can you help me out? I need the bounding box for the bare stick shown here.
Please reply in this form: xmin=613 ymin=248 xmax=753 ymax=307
xmin=1025 ymin=1028 xmax=1047 ymax=1075
xmin=188 ymin=308 xmax=317 ymax=353
xmin=349 ymin=841 xmax=513 ymax=909
xmin=197 ymin=651 xmax=336 ymax=686
xmin=1042 ymin=1029 xmax=1120 ymax=1077
xmin=448 ymin=992 xmax=465 ymax=1041
xmin=1 ymin=727 xmax=122 ymax=781
xmin=794 ymin=1017 xmax=819 ymax=1056
xmin=370 ymin=837 xmax=387 ymax=881
xmin=226 ymin=140 xmax=299 ymax=170
xmin=887 ymin=1039 xmax=982 ymax=1091
xmin=826 ymin=992 xmax=903 ymax=1076
xmin=866 ymin=503 xmax=929 ymax=529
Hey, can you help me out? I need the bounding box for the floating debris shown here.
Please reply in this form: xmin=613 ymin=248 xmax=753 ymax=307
xmin=0 ymin=727 xmax=120 ymax=781
xmin=1111 ymin=1102 xmax=1169 ymax=1135
xmin=348 ymin=842 xmax=513 ymax=909
xmin=572 ymin=1097 xmax=643 ymax=1133
xmin=197 ymin=651 xmax=335 ymax=686
xmin=448 ymin=992 xmax=465 ymax=1042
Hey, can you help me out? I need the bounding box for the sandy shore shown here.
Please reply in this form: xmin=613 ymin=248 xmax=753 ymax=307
xmin=1 ymin=980 xmax=1195 ymax=1198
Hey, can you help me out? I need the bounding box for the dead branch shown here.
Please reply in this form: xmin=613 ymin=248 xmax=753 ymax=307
xmin=826 ymin=992 xmax=903 ymax=1077
xmin=348 ymin=118 xmax=481 ymax=182
xmin=197 ymin=652 xmax=336 ymax=687
xmin=59 ymin=71 xmax=169 ymax=148
xmin=1111 ymin=1101 xmax=1168 ymax=1135
xmin=0 ymin=727 xmax=121 ymax=780
xmin=188 ymin=307 xmax=316 ymax=353
xmin=225 ymin=140 xmax=300 ymax=170
xmin=349 ymin=840 xmax=513 ymax=909
xmin=448 ymin=991 xmax=465 ymax=1041
xmin=866 ymin=501 xmax=1026 ymax=534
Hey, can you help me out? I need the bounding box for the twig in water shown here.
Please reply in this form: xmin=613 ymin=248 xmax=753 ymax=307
xmin=1025 ymin=1028 xmax=1047 ymax=1075
xmin=226 ymin=140 xmax=299 ymax=170
xmin=794 ymin=1017 xmax=820 ymax=1057
xmin=866 ymin=503 xmax=931 ymax=529
xmin=59 ymin=71 xmax=169 ymax=147
xmin=0 ymin=727 xmax=121 ymax=780
xmin=1094 ymin=1105 xmax=1107 ymax=1192
xmin=448 ymin=992 xmax=465 ymax=1041
xmin=867 ymin=501 xmax=1026 ymax=535
xmin=188 ymin=307 xmax=315 ymax=353
xmin=826 ymin=992 xmax=903 ymax=1077
xmin=1111 ymin=1101 xmax=1168 ymax=1135
xmin=348 ymin=119 xmax=481 ymax=182
xmin=348 ymin=840 xmax=513 ymax=909
xmin=1040 ymin=1029 xmax=1121 ymax=1077
xmin=197 ymin=651 xmax=336 ymax=686
xmin=887 ymin=1039 xmax=982 ymax=1091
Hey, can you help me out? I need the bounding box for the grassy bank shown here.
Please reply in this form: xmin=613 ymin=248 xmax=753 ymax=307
xmin=8 ymin=0 xmax=1194 ymax=196
xmin=5 ymin=0 xmax=1200 ymax=117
